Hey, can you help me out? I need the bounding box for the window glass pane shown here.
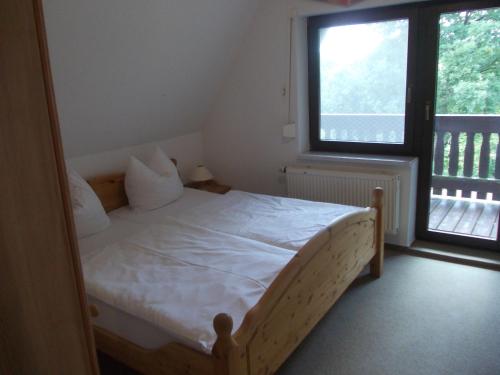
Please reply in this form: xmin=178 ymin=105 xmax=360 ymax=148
xmin=319 ymin=19 xmax=409 ymax=144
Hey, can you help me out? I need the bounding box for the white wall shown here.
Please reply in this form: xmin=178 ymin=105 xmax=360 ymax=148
xmin=43 ymin=0 xmax=261 ymax=158
xmin=203 ymin=0 xmax=426 ymax=195
xmin=67 ymin=132 xmax=203 ymax=182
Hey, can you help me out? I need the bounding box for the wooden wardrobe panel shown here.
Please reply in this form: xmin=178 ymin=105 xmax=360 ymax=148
xmin=0 ymin=0 xmax=98 ymax=373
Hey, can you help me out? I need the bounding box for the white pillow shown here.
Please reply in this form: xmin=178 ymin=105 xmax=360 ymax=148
xmin=148 ymin=146 xmax=178 ymax=177
xmin=67 ymin=168 xmax=110 ymax=238
xmin=125 ymin=149 xmax=183 ymax=211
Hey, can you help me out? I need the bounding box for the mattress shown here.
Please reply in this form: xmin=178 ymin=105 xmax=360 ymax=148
xmin=79 ymin=187 xmax=364 ymax=352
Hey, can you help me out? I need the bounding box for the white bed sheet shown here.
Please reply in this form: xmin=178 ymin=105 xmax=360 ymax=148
xmin=79 ymin=187 xmax=363 ymax=353
xmin=113 ymin=190 xmax=362 ymax=251
xmin=79 ymin=188 xmax=218 ymax=259
xmin=109 ymin=187 xmax=219 ymax=228
xmin=79 ymin=188 xmax=222 ymax=350
xmin=83 ymin=218 xmax=294 ymax=353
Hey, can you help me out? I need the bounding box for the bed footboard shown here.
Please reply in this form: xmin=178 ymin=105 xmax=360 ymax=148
xmin=213 ymin=188 xmax=384 ymax=375
xmin=370 ymin=188 xmax=384 ymax=278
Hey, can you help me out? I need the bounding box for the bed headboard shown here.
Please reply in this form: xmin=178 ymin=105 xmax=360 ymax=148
xmin=86 ymin=158 xmax=177 ymax=212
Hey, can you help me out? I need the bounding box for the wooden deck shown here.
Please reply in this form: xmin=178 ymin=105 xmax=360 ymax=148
xmin=429 ymin=197 xmax=499 ymax=239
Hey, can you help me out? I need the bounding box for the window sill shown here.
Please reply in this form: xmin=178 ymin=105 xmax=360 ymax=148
xmin=298 ymin=152 xmax=418 ymax=168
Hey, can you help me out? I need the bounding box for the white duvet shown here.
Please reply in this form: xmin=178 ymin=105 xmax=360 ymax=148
xmin=83 ymin=189 xmax=364 ymax=352
xmin=114 ymin=190 xmax=360 ymax=251
xmin=83 ymin=217 xmax=294 ymax=353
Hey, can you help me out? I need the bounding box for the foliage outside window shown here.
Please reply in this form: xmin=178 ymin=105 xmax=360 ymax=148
xmin=435 ymin=8 xmax=499 ymax=179
xmin=436 ymin=9 xmax=499 ymax=115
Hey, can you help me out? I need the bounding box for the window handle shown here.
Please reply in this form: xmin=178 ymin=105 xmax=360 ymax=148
xmin=425 ymin=101 xmax=432 ymax=121
xmin=406 ymin=86 xmax=412 ymax=104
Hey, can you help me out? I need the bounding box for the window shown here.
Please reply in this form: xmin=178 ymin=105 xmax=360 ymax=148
xmin=308 ymin=6 xmax=417 ymax=155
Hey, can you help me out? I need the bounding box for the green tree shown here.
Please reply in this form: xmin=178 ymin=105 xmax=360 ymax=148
xmin=436 ymin=9 xmax=500 ymax=114
xmin=319 ymin=8 xmax=499 ymax=115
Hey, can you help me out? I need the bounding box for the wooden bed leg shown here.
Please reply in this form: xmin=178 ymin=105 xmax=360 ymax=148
xmin=212 ymin=313 xmax=242 ymax=375
xmin=370 ymin=187 xmax=384 ymax=278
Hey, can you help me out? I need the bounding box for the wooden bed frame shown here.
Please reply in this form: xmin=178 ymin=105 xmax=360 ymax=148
xmin=86 ymin=170 xmax=384 ymax=375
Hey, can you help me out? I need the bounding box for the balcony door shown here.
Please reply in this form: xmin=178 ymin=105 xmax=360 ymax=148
xmin=416 ymin=1 xmax=500 ymax=251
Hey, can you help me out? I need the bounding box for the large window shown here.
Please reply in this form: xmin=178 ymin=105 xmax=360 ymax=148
xmin=308 ymin=7 xmax=417 ymax=154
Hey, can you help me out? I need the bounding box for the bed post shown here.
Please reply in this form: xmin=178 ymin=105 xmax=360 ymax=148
xmin=370 ymin=187 xmax=384 ymax=278
xmin=212 ymin=313 xmax=243 ymax=375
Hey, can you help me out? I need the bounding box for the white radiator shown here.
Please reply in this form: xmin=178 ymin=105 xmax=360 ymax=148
xmin=286 ymin=166 xmax=400 ymax=234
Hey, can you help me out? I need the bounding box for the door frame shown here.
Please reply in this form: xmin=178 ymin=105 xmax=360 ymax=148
xmin=0 ymin=0 xmax=99 ymax=372
xmin=414 ymin=0 xmax=500 ymax=251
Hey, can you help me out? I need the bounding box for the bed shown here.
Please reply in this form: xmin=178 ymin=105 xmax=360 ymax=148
xmin=81 ymin=172 xmax=384 ymax=375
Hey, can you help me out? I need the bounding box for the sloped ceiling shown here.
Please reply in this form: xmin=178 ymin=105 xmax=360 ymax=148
xmin=43 ymin=0 xmax=261 ymax=157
